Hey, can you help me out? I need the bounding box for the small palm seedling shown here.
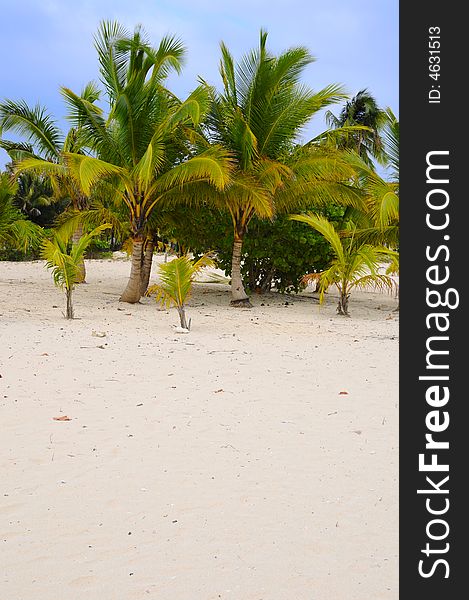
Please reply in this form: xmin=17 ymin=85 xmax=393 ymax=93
xmin=41 ymin=223 xmax=111 ymax=318
xmin=146 ymin=254 xmax=215 ymax=331
xmin=290 ymin=213 xmax=396 ymax=316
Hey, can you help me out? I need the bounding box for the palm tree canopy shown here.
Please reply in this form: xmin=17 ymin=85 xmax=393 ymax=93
xmin=325 ymin=88 xmax=387 ymax=165
xmin=206 ymin=30 xmax=347 ymax=169
xmin=343 ymin=150 xmax=399 ymax=248
xmin=0 ymin=81 xmax=100 ymax=164
xmin=0 ymin=100 xmax=63 ymax=162
xmin=49 ymin=21 xmax=234 ymax=237
xmin=200 ymin=30 xmax=364 ymax=235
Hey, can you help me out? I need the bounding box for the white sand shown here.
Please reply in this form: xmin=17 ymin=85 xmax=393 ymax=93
xmin=0 ymin=257 xmax=398 ymax=600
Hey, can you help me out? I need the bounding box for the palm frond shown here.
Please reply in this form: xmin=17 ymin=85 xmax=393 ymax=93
xmin=290 ymin=213 xmax=345 ymax=264
xmin=94 ymin=20 xmax=129 ymax=101
xmin=0 ymin=99 xmax=62 ymax=160
xmin=148 ymin=146 xmax=234 ymax=206
xmin=351 ymin=273 xmax=397 ymax=293
xmin=147 ymin=255 xmax=195 ymax=307
xmin=63 ymin=153 xmax=125 ymax=195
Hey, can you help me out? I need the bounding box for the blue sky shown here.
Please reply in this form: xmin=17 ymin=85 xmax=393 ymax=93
xmin=0 ymin=0 xmax=398 ymax=167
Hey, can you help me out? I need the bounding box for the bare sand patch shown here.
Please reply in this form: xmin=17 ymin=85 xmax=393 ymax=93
xmin=0 ymin=257 xmax=398 ymax=600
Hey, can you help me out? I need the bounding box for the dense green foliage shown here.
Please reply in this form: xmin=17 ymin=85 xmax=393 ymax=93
xmin=0 ymin=172 xmax=43 ymax=259
xmin=159 ymin=204 xmax=343 ymax=293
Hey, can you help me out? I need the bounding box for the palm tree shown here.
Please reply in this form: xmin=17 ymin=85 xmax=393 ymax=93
xmin=41 ymin=224 xmax=111 ymax=318
xmin=147 ymin=253 xmax=214 ymax=330
xmin=351 ymin=110 xmax=400 ymax=308
xmin=0 ymin=172 xmax=43 ymax=253
xmin=344 ymin=151 xmax=399 ymax=249
xmin=290 ymin=213 xmax=396 ymax=316
xmin=338 ymin=111 xmax=399 ymax=248
xmin=0 ymin=84 xmax=101 ymax=281
xmin=325 ymin=89 xmax=387 ymax=166
xmin=23 ymin=21 xmax=232 ymax=304
xmin=7 ymin=170 xmax=55 ymax=223
xmin=202 ymin=31 xmax=363 ymax=306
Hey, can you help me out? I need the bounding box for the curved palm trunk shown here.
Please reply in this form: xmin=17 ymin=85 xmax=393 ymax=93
xmin=140 ymin=239 xmax=155 ymax=297
xmin=120 ymin=237 xmax=144 ymax=303
xmin=230 ymin=233 xmax=252 ymax=307
xmin=71 ymin=223 xmax=86 ymax=283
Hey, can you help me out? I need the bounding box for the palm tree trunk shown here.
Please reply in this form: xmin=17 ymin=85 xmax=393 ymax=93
xmin=140 ymin=239 xmax=154 ymax=297
xmin=71 ymin=223 xmax=86 ymax=283
xmin=65 ymin=287 xmax=74 ymax=319
xmin=337 ymin=289 xmax=350 ymax=316
xmin=120 ymin=237 xmax=144 ymax=303
xmin=177 ymin=305 xmax=190 ymax=330
xmin=230 ymin=234 xmax=252 ymax=307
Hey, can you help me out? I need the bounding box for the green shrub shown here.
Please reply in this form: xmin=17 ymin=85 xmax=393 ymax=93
xmin=159 ymin=205 xmax=344 ymax=293
xmin=85 ymin=237 xmax=113 ymax=258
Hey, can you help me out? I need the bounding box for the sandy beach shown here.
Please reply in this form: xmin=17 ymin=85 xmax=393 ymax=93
xmin=0 ymin=256 xmax=398 ymax=599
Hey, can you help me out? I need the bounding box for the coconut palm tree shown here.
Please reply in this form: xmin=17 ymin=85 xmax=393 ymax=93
xmin=202 ymin=30 xmax=364 ymax=306
xmin=6 ymin=170 xmax=55 ymax=224
xmin=0 ymin=172 xmax=43 ymax=253
xmin=147 ymin=253 xmax=214 ymax=330
xmin=344 ymin=151 xmax=399 ymax=248
xmin=325 ymin=89 xmax=387 ymax=166
xmin=41 ymin=223 xmax=111 ymax=319
xmin=336 ymin=111 xmax=399 ymax=246
xmin=290 ymin=213 xmax=396 ymax=316
xmin=21 ymin=21 xmax=233 ymax=304
xmin=0 ymin=84 xmax=101 ymax=281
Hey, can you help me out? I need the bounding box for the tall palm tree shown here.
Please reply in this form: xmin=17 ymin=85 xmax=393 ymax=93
xmin=344 ymin=150 xmax=399 ymax=249
xmin=350 ymin=110 xmax=400 ymax=307
xmin=0 ymin=84 xmax=101 ymax=281
xmin=325 ymin=89 xmax=387 ymax=166
xmin=18 ymin=21 xmax=233 ymax=304
xmin=339 ymin=110 xmax=399 ymax=249
xmin=202 ymin=31 xmax=363 ymax=306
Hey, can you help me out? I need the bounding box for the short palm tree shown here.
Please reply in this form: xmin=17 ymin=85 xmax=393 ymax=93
xmin=146 ymin=253 xmax=215 ymax=330
xmin=29 ymin=21 xmax=233 ymax=304
xmin=202 ymin=31 xmax=363 ymax=306
xmin=0 ymin=172 xmax=43 ymax=253
xmin=41 ymin=223 xmax=111 ymax=319
xmin=291 ymin=213 xmax=395 ymax=316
